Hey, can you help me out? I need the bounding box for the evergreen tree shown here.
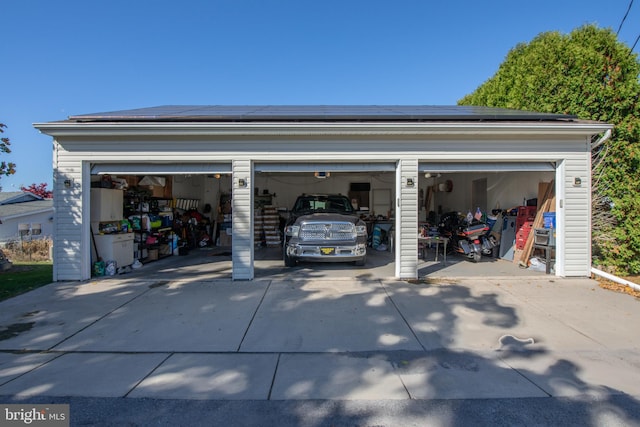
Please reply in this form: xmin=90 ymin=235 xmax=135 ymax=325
xmin=460 ymin=25 xmax=640 ymax=274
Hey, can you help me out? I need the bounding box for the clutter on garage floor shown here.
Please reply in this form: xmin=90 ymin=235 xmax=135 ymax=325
xmin=88 ymin=170 xmax=558 ymax=279
xmin=516 ymin=180 xmax=556 ymax=272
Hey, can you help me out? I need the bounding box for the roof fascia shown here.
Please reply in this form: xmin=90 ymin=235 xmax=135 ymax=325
xmin=0 ymin=207 xmax=54 ymax=221
xmin=0 ymin=192 xmax=41 ymax=205
xmin=34 ymin=121 xmax=612 ymax=138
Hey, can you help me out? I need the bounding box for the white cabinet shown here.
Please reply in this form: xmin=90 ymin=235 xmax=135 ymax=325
xmin=90 ymin=188 xmax=124 ymax=222
xmin=93 ymin=233 xmax=134 ymax=267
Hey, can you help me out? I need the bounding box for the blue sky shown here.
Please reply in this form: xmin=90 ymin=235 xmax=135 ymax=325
xmin=2 ymin=0 xmax=639 ymax=191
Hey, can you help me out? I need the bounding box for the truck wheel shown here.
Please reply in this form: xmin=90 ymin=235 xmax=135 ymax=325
xmin=284 ymin=251 xmax=297 ymax=267
xmin=354 ymin=255 xmax=366 ymax=266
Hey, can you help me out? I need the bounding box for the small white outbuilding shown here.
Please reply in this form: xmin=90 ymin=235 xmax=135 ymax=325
xmin=34 ymin=105 xmax=611 ymax=282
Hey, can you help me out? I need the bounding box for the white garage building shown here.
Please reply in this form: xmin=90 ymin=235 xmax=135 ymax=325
xmin=34 ymin=105 xmax=611 ymax=282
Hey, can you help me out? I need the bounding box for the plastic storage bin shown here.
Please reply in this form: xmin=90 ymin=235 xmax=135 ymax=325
xmin=543 ymin=212 xmax=556 ymax=229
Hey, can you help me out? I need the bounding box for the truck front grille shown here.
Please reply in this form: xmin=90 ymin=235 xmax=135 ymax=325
xmin=299 ymin=222 xmax=355 ymax=241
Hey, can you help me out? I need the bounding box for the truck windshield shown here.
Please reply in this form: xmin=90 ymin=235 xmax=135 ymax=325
xmin=293 ymin=196 xmax=354 ymax=213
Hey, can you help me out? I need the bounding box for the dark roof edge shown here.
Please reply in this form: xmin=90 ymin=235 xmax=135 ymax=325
xmin=67 ymin=105 xmax=580 ymax=123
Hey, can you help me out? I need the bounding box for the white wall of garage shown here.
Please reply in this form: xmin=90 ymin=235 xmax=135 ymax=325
xmin=38 ymin=121 xmax=607 ymax=281
xmin=254 ymin=172 xmax=395 ymax=213
xmin=425 ymin=171 xmax=556 ymax=215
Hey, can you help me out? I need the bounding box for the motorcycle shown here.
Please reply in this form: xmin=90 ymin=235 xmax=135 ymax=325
xmin=438 ymin=211 xmax=495 ymax=262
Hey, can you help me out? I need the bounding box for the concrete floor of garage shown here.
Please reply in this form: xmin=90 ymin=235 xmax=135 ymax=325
xmin=117 ymin=244 xmax=548 ymax=281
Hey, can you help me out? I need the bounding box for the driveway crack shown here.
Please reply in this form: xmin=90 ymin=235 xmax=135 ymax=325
xmin=124 ymin=352 xmax=174 ymax=398
xmin=236 ymin=280 xmax=272 ymax=352
xmin=381 ymin=280 xmax=427 ymax=352
xmin=267 ymin=353 xmax=281 ymax=400
xmin=497 ymin=352 xmax=552 ymax=397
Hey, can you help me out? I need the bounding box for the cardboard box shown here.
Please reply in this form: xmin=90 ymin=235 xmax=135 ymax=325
xmin=220 ymin=233 xmax=232 ymax=246
xmin=141 ymin=185 xmax=165 ymax=198
xmin=147 ymin=249 xmax=158 ymax=261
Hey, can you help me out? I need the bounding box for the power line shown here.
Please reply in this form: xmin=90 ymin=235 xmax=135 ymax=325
xmin=631 ymin=32 xmax=640 ymax=51
xmin=617 ymin=0 xmax=634 ymax=34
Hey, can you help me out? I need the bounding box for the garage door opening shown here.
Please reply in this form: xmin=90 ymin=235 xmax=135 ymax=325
xmin=87 ymin=159 xmax=557 ymax=281
xmin=89 ymin=163 xmax=234 ymax=277
xmin=417 ymin=164 xmax=556 ymax=278
xmin=252 ymin=168 xmax=397 ymax=279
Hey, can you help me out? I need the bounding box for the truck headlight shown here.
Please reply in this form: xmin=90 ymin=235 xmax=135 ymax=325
xmin=356 ymin=225 xmax=367 ymax=236
xmin=285 ymin=225 xmax=300 ymax=237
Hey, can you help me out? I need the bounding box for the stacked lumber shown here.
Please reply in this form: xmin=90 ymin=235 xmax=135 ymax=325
xmin=254 ymin=210 xmax=264 ymax=247
xmin=262 ymin=205 xmax=281 ymax=247
xmin=516 ymin=181 xmax=555 ymax=267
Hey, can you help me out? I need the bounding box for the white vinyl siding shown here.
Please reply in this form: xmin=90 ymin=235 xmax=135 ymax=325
xmin=91 ymin=163 xmax=231 ymax=174
xmin=561 ymin=155 xmax=592 ymax=276
xmin=52 ymin=141 xmax=86 ymax=281
xmin=0 ymin=211 xmax=54 ymax=242
xmin=254 ymin=162 xmax=396 ymax=172
xmin=232 ymin=160 xmax=254 ymax=280
xmin=419 ymin=162 xmax=555 ymax=172
xmin=397 ymin=159 xmax=419 ymax=278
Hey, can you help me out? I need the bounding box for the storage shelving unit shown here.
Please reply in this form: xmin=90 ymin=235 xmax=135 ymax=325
xmin=125 ymin=190 xmax=175 ymax=262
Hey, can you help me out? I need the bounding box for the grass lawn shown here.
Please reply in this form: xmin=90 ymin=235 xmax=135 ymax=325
xmin=0 ymin=261 xmax=54 ymax=302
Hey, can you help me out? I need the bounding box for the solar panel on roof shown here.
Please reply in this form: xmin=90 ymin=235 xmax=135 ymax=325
xmin=68 ymin=105 xmax=577 ymax=122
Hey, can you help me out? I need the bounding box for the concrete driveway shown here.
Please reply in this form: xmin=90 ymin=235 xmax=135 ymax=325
xmin=1 ymin=266 xmax=639 ymax=425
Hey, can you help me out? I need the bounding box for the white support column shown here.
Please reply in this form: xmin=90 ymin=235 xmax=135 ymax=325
xmin=555 ymin=154 xmax=592 ymax=277
xmin=52 ymin=153 xmax=86 ymax=281
xmin=81 ymin=161 xmax=92 ymax=280
xmin=231 ymin=160 xmax=254 ymax=280
xmin=395 ymin=158 xmax=419 ymax=279
xmin=559 ymin=154 xmax=593 ymax=277
xmin=555 ymin=160 xmax=565 ymax=277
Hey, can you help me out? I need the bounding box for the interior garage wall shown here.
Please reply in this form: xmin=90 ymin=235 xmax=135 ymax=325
xmin=420 ymin=171 xmax=555 ymax=217
xmin=254 ymin=172 xmax=395 ymax=212
xmin=205 ymin=175 xmax=232 ymax=215
xmin=172 ymin=175 xmax=232 ymax=214
xmin=172 ymin=175 xmax=206 ymax=200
